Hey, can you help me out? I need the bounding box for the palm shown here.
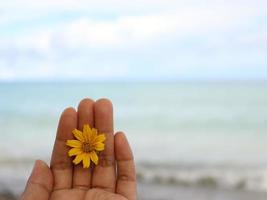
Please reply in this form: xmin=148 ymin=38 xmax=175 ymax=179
xmin=21 ymin=99 xmax=136 ymax=200
xmin=50 ymin=188 xmax=127 ymax=200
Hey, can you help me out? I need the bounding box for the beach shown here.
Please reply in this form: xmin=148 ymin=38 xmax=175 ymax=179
xmin=1 ymin=176 xmax=267 ymax=200
xmin=1 ymin=185 xmax=267 ymax=200
xmin=0 ymin=162 xmax=267 ymax=200
xmin=1 ymin=82 xmax=267 ymax=199
xmin=138 ymin=182 xmax=267 ymax=200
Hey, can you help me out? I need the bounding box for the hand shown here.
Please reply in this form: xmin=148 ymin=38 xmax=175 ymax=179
xmin=20 ymin=98 xmax=137 ymax=200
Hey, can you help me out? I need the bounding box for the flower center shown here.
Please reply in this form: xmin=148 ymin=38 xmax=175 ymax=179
xmin=82 ymin=142 xmax=93 ymax=153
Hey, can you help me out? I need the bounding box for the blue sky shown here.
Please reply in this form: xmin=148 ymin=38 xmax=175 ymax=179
xmin=0 ymin=0 xmax=267 ymax=81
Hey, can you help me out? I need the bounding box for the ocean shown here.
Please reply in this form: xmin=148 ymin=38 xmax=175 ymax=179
xmin=1 ymin=81 xmax=267 ymax=199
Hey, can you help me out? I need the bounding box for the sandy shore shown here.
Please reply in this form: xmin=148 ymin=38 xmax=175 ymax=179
xmin=1 ymin=182 xmax=267 ymax=200
xmin=138 ymin=182 xmax=267 ymax=200
xmin=0 ymin=191 xmax=16 ymax=200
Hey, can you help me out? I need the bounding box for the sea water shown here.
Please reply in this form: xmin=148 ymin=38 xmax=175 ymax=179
xmin=0 ymin=81 xmax=267 ymax=193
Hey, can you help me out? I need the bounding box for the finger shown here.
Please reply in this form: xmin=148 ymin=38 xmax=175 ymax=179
xmin=115 ymin=132 xmax=137 ymax=200
xmin=50 ymin=107 xmax=77 ymax=190
xmin=92 ymin=98 xmax=116 ymax=192
xmin=20 ymin=160 xmax=53 ymax=200
xmin=73 ymin=98 xmax=94 ymax=189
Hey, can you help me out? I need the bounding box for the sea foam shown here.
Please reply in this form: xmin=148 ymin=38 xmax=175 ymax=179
xmin=137 ymin=162 xmax=267 ymax=192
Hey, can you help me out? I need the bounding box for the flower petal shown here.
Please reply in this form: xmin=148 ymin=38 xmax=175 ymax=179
xmin=83 ymin=124 xmax=92 ymax=142
xmin=94 ymin=142 xmax=105 ymax=151
xmin=83 ymin=153 xmax=91 ymax=168
xmin=90 ymin=151 xmax=98 ymax=165
xmin=91 ymin=128 xmax=98 ymax=138
xmin=73 ymin=153 xmax=85 ymax=165
xmin=66 ymin=140 xmax=82 ymax=148
xmin=72 ymin=129 xmax=85 ymax=142
xmin=68 ymin=148 xmax=83 ymax=157
xmin=93 ymin=134 xmax=106 ymax=144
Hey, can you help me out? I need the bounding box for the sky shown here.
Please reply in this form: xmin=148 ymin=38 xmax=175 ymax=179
xmin=0 ymin=0 xmax=267 ymax=81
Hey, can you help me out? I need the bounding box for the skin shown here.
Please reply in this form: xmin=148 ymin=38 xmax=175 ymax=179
xmin=20 ymin=98 xmax=137 ymax=200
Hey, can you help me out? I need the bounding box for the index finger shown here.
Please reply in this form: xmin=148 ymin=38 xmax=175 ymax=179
xmin=50 ymin=107 xmax=77 ymax=190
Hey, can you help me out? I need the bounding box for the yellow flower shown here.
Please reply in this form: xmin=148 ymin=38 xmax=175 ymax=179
xmin=66 ymin=124 xmax=106 ymax=168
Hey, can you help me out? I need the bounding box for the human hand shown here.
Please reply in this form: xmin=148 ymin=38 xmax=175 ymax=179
xmin=20 ymin=98 xmax=137 ymax=200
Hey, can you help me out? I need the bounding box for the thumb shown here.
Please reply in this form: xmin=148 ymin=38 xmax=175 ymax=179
xmin=20 ymin=160 xmax=53 ymax=200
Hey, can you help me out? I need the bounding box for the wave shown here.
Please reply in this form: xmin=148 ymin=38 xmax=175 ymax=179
xmin=1 ymin=158 xmax=267 ymax=193
xmin=136 ymin=162 xmax=267 ymax=192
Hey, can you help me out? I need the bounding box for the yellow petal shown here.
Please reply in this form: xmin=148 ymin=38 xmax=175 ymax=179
xmin=83 ymin=153 xmax=90 ymax=168
xmin=66 ymin=140 xmax=82 ymax=148
xmin=83 ymin=124 xmax=92 ymax=142
xmin=93 ymin=134 xmax=106 ymax=144
xmin=73 ymin=153 xmax=84 ymax=165
xmin=68 ymin=148 xmax=83 ymax=157
xmin=72 ymin=129 xmax=85 ymax=142
xmin=94 ymin=142 xmax=105 ymax=151
xmin=90 ymin=151 xmax=98 ymax=165
xmin=91 ymin=128 xmax=97 ymax=140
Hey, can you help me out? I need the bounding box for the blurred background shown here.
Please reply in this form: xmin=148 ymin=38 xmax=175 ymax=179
xmin=1 ymin=0 xmax=267 ymax=199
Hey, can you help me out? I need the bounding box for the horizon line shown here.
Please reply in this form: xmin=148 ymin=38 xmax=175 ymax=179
xmin=1 ymin=78 xmax=267 ymax=84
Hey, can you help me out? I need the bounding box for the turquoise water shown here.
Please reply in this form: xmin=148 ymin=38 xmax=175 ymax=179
xmin=1 ymin=82 xmax=267 ymax=192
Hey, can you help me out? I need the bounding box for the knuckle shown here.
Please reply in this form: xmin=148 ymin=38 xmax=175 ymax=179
xmin=98 ymin=153 xmax=115 ymax=167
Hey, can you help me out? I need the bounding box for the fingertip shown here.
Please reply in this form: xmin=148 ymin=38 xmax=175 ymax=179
xmin=34 ymin=160 xmax=48 ymax=170
xmin=115 ymin=131 xmax=126 ymax=145
xmin=21 ymin=160 xmax=53 ymax=200
xmin=115 ymin=131 xmax=125 ymax=136
xmin=96 ymin=98 xmax=113 ymax=106
xmin=59 ymin=107 xmax=77 ymax=124
xmin=62 ymin=107 xmax=76 ymax=116
xmin=56 ymin=107 xmax=77 ymax=141
xmin=78 ymin=98 xmax=94 ymax=110
xmin=115 ymin=132 xmax=133 ymax=161
xmin=77 ymin=98 xmax=94 ymax=129
xmin=94 ymin=98 xmax=114 ymax=134
xmin=29 ymin=160 xmax=53 ymax=192
xmin=94 ymin=98 xmax=113 ymax=113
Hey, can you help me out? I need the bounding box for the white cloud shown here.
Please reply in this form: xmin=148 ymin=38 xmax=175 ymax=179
xmin=0 ymin=66 xmax=15 ymax=80
xmin=0 ymin=62 xmax=130 ymax=80
xmin=2 ymin=0 xmax=267 ymax=12
xmin=12 ymin=5 xmax=257 ymax=51
xmin=1 ymin=0 xmax=177 ymax=11
xmin=237 ymin=31 xmax=267 ymax=46
xmin=0 ymin=0 xmax=267 ymax=80
xmin=1 ymin=0 xmax=266 ymax=27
